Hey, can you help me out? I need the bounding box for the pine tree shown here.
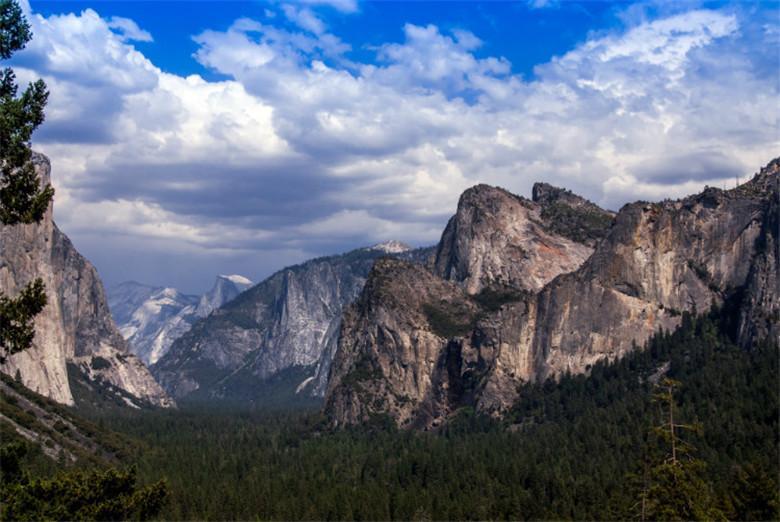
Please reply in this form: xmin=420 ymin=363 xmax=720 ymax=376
xmin=641 ymin=378 xmax=725 ymax=521
xmin=0 ymin=444 xmax=168 ymax=522
xmin=0 ymin=0 xmax=51 ymax=360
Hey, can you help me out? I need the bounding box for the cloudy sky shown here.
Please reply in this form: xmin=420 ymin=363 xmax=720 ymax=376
xmin=9 ymin=0 xmax=779 ymax=293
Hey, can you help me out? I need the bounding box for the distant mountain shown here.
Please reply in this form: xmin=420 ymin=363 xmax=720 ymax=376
xmin=367 ymin=240 xmax=413 ymax=254
xmin=108 ymin=275 xmax=253 ymax=366
xmin=194 ymin=274 xmax=254 ymax=319
xmin=151 ymin=243 xmax=434 ymax=404
xmin=325 ymin=159 xmax=780 ymax=429
xmin=0 ymin=154 xmax=172 ymax=409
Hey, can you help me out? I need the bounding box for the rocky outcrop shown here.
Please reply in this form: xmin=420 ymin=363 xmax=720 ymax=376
xmin=107 ymin=275 xmax=252 ymax=365
xmin=733 ymin=160 xmax=780 ymax=346
xmin=0 ymin=154 xmax=173 ymax=408
xmin=152 ymin=243 xmax=434 ymax=402
xmin=326 ymin=160 xmax=779 ymax=429
xmin=325 ymin=258 xmax=479 ymax=428
xmin=194 ymin=274 xmax=253 ymax=318
xmin=433 ymin=184 xmax=612 ymax=294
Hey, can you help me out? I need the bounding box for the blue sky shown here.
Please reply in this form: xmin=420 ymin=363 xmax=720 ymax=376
xmin=10 ymin=0 xmax=780 ymax=293
xmin=33 ymin=1 xmax=621 ymax=80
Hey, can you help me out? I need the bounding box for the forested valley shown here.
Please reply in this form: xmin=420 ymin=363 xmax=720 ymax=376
xmin=3 ymin=307 xmax=777 ymax=521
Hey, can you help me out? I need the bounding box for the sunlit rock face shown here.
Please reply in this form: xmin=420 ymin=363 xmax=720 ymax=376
xmin=326 ymin=161 xmax=779 ymax=429
xmin=433 ymin=183 xmax=613 ymax=294
xmin=0 ymin=154 xmax=173 ymax=408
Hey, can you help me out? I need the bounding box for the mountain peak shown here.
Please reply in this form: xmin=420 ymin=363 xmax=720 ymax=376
xmin=218 ymin=274 xmax=253 ymax=286
xmin=368 ymin=240 xmax=412 ymax=254
xmin=533 ymin=182 xmax=573 ymax=204
xmin=435 ymin=182 xmax=595 ymax=294
xmin=737 ymin=156 xmax=779 ymax=195
xmin=195 ymin=273 xmax=253 ymax=318
xmin=458 ymin=184 xmax=525 ymax=210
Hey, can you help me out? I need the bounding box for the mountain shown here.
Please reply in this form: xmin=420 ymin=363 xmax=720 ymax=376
xmin=107 ymin=275 xmax=252 ymax=365
xmin=152 ymin=242 xmax=433 ymax=403
xmin=325 ymin=159 xmax=779 ymax=429
xmin=194 ymin=274 xmax=254 ymax=318
xmin=0 ymin=154 xmax=173 ymax=409
xmin=107 ymin=283 xmax=197 ymax=366
xmin=433 ymin=183 xmax=614 ymax=294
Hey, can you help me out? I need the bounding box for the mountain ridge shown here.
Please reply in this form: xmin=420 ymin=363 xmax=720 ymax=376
xmin=325 ymin=158 xmax=779 ymax=429
xmin=152 ymin=243 xmax=435 ymax=404
xmin=107 ymin=274 xmax=252 ymax=365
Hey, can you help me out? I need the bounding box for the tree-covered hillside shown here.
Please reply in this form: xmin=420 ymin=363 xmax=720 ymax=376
xmin=64 ymin=307 xmax=778 ymax=521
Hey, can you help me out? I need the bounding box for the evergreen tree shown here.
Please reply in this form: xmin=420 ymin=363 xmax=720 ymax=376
xmin=641 ymin=378 xmax=725 ymax=521
xmin=0 ymin=442 xmax=168 ymax=521
xmin=0 ymin=0 xmax=51 ymax=360
xmin=0 ymin=277 xmax=46 ymax=362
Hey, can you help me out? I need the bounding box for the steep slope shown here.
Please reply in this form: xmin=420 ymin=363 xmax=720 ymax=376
xmin=0 ymin=154 xmax=173 ymax=408
xmin=194 ymin=274 xmax=253 ymax=318
xmin=0 ymin=372 xmax=137 ymax=465
xmin=433 ymin=183 xmax=613 ymax=294
xmin=153 ymin=243 xmax=433 ymax=403
xmin=326 ymin=159 xmax=779 ymax=428
xmin=107 ymin=275 xmax=252 ymax=365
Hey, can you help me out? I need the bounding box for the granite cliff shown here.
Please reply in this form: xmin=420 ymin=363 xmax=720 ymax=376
xmin=325 ymin=159 xmax=779 ymax=429
xmin=152 ymin=241 xmax=433 ymax=403
xmin=0 ymin=154 xmax=173 ymax=408
xmin=434 ymin=183 xmax=613 ymax=294
xmin=107 ymin=274 xmax=252 ymax=365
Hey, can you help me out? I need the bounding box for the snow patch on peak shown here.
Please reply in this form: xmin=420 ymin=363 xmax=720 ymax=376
xmin=157 ymin=287 xmax=181 ymax=299
xmin=367 ymin=240 xmax=412 ymax=254
xmin=219 ymin=274 xmax=253 ymax=287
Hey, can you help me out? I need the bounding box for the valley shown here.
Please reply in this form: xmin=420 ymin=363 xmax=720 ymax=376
xmin=1 ymin=1 xmax=778 ymax=519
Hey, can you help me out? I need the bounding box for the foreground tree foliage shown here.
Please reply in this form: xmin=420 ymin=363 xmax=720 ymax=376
xmin=0 ymin=0 xmax=52 ymax=360
xmin=67 ymin=307 xmax=775 ymax=521
xmin=0 ymin=0 xmax=52 ymax=225
xmin=0 ymin=278 xmax=46 ymax=363
xmin=0 ymin=442 xmax=168 ymax=521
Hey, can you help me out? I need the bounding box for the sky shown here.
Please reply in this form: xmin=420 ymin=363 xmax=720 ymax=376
xmin=7 ymin=0 xmax=779 ymax=293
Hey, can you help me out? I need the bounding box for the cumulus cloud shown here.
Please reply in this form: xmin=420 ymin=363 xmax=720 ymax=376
xmin=14 ymin=4 xmax=779 ymax=291
xmin=281 ymin=4 xmax=327 ymax=35
xmin=107 ymin=16 xmax=153 ymax=42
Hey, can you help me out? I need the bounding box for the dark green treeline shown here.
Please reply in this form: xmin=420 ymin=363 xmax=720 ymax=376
xmin=4 ymin=307 xmax=779 ymax=520
xmin=93 ymin=308 xmax=779 ymax=520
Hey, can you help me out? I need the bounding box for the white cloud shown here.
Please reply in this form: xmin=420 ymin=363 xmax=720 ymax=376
xmin=282 ymin=4 xmax=326 ymax=35
xmin=107 ymin=16 xmax=153 ymax=42
xmin=366 ymin=24 xmax=510 ymax=96
xmin=15 ymin=5 xmax=779 ymax=291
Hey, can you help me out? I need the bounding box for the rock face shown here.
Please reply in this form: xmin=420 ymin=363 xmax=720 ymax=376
xmin=107 ymin=275 xmax=252 ymax=365
xmin=325 ymin=258 xmax=479 ymax=428
xmin=194 ymin=274 xmax=253 ymax=318
xmin=152 ymin=243 xmax=433 ymax=402
xmin=326 ymin=160 xmax=779 ymax=429
xmin=434 ymin=184 xmax=613 ymax=294
xmin=0 ymin=154 xmax=173 ymax=408
xmin=108 ymin=283 xmax=198 ymax=366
